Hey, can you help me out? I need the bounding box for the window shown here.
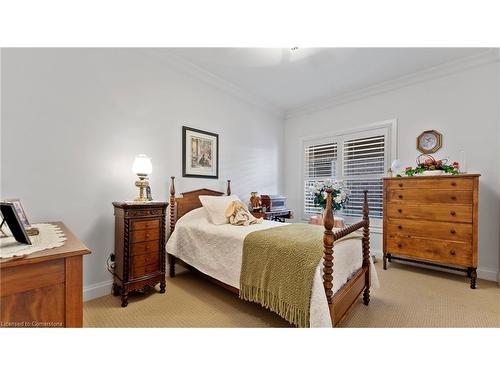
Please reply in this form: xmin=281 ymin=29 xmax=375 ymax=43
xmin=302 ymin=120 xmax=396 ymax=226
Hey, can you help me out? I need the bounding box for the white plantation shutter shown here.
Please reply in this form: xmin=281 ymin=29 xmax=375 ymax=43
xmin=302 ymin=123 xmax=393 ymax=223
xmin=303 ymin=141 xmax=337 ymax=215
xmin=342 ymin=135 xmax=386 ymax=218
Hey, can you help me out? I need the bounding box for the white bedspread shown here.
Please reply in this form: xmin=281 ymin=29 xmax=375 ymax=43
xmin=166 ymin=208 xmax=379 ymax=327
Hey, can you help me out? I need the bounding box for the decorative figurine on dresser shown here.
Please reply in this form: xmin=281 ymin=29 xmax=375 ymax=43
xmin=383 ymin=173 xmax=480 ymax=288
xmin=112 ymin=201 xmax=168 ymax=306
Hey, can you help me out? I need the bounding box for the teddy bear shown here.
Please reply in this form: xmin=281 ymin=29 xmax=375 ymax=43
xmin=224 ymin=200 xmax=263 ymax=226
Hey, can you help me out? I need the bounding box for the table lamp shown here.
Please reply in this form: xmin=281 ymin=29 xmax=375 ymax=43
xmin=132 ymin=154 xmax=152 ymax=202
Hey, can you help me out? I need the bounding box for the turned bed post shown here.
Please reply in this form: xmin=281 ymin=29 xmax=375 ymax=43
xmin=168 ymin=176 xmax=176 ymax=278
xmin=322 ymin=190 xmax=335 ymax=304
xmin=362 ymin=190 xmax=370 ymax=305
xmin=227 ymin=180 xmax=231 ymax=196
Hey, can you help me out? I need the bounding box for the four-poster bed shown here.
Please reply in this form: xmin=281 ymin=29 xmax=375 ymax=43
xmin=166 ymin=177 xmax=372 ymax=327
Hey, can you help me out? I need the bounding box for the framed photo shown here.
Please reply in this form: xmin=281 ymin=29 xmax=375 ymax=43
xmin=0 ymin=202 xmax=32 ymax=245
xmin=182 ymin=126 xmax=219 ymax=179
xmin=4 ymin=198 xmax=30 ymax=228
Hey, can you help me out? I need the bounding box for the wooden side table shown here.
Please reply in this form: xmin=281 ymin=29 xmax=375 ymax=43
xmin=112 ymin=201 xmax=168 ymax=307
xmin=0 ymin=222 xmax=91 ymax=328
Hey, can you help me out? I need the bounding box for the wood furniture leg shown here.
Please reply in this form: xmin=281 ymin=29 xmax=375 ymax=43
xmin=169 ymin=254 xmax=176 ymax=278
xmin=383 ymin=253 xmax=388 ymax=270
xmin=121 ymin=286 xmax=129 ymax=307
xmin=112 ymin=283 xmax=120 ymax=296
xmin=470 ymin=268 xmax=477 ymax=289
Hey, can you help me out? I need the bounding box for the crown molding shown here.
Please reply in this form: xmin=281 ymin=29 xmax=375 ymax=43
xmin=285 ymin=49 xmax=500 ymax=120
xmin=138 ymin=49 xmax=285 ymax=119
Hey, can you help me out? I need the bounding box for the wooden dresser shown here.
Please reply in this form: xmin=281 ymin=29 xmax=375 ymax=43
xmin=383 ymin=174 xmax=480 ymax=288
xmin=0 ymin=222 xmax=91 ymax=327
xmin=112 ymin=201 xmax=168 ymax=307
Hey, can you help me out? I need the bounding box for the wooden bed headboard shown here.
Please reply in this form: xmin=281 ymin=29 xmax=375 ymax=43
xmin=168 ymin=176 xmax=231 ymax=235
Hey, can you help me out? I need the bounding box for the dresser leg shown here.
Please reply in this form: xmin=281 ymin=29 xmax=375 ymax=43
xmin=470 ymin=268 xmax=477 ymax=289
xmin=159 ymin=281 xmax=166 ymax=294
xmin=121 ymin=288 xmax=129 ymax=307
xmin=383 ymin=253 xmax=388 ymax=270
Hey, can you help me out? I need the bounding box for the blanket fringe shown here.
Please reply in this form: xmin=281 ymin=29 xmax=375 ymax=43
xmin=239 ymin=284 xmax=309 ymax=328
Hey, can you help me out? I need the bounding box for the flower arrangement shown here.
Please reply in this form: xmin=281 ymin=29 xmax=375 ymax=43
xmin=309 ymin=180 xmax=349 ymax=211
xmin=401 ymin=154 xmax=459 ymax=177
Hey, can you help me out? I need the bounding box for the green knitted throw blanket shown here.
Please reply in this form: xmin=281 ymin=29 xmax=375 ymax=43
xmin=239 ymin=223 xmax=361 ymax=328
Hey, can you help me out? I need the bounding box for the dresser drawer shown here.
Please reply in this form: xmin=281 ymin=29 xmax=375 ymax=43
xmin=131 ymin=219 xmax=160 ymax=231
xmin=130 ymin=263 xmax=160 ymax=279
xmin=130 ymin=228 xmax=160 ymax=243
xmin=130 ymin=240 xmax=159 ymax=256
xmin=386 ymin=235 xmax=472 ymax=266
xmin=131 ymin=252 xmax=159 ymax=268
xmin=386 ymin=203 xmax=472 ymax=223
xmin=386 ymin=218 xmax=472 ymax=243
xmin=385 ymin=178 xmax=473 ymax=191
xmin=387 ymin=189 xmax=472 ymax=205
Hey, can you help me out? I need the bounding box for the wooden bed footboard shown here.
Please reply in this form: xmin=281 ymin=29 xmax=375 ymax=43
xmin=167 ymin=177 xmax=371 ymax=327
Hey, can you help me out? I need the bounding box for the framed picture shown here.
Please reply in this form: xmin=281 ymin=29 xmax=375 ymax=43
xmin=0 ymin=202 xmax=32 ymax=245
xmin=182 ymin=126 xmax=219 ymax=179
xmin=4 ymin=198 xmax=30 ymax=228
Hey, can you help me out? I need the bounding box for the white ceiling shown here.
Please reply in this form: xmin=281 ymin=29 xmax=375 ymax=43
xmin=167 ymin=48 xmax=490 ymax=114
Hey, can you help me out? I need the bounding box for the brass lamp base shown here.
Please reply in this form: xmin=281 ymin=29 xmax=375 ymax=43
xmin=134 ymin=177 xmax=149 ymax=202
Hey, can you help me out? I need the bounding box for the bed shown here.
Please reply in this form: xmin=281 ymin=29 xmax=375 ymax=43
xmin=166 ymin=177 xmax=378 ymax=327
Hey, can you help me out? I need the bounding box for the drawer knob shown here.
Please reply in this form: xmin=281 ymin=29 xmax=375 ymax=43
xmin=398 ymin=195 xmax=403 ymax=199
xmin=397 ymin=244 xmax=402 ymax=248
xmin=451 ymin=182 xmax=457 ymax=186
xmin=450 ymin=211 xmax=456 ymax=216
xmin=398 ymin=225 xmax=403 ymax=230
xmin=398 ymin=183 xmax=403 ymax=187
xmin=451 ymin=196 xmax=457 ymax=200
xmin=398 ymin=209 xmax=403 ymax=213
xmin=450 ymin=229 xmax=456 ymax=234
xmin=146 ymin=233 xmax=150 ymax=238
xmin=450 ymin=249 xmax=456 ymax=256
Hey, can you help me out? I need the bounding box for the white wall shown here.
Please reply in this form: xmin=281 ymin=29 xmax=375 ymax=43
xmin=284 ymin=61 xmax=500 ymax=282
xmin=1 ymin=48 xmax=285 ymax=299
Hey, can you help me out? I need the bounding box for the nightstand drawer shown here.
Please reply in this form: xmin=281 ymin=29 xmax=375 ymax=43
xmin=387 ymin=203 xmax=472 ymax=223
xmin=131 ymin=219 xmax=160 ymax=231
xmin=387 ymin=235 xmax=472 ymax=266
xmin=131 ymin=252 xmax=159 ymax=270
xmin=386 ymin=219 xmax=472 ymax=243
xmin=387 ymin=189 xmax=472 ymax=205
xmin=130 ymin=240 xmax=159 ymax=256
xmin=130 ymin=263 xmax=160 ymax=279
xmin=130 ymin=228 xmax=160 ymax=243
xmin=385 ymin=178 xmax=473 ymax=190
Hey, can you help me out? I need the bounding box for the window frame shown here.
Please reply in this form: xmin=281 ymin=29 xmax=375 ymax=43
xmin=300 ymin=119 xmax=398 ymax=230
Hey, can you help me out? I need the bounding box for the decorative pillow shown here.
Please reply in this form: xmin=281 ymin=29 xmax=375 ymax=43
xmin=199 ymin=195 xmax=240 ymax=225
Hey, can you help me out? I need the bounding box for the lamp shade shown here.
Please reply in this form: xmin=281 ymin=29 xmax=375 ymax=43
xmin=132 ymin=154 xmax=152 ymax=176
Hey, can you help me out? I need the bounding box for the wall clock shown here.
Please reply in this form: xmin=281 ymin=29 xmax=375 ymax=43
xmin=416 ymin=130 xmax=442 ymax=153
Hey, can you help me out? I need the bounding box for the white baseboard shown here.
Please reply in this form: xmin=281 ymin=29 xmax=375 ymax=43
xmin=477 ymin=268 xmax=500 ymax=283
xmin=83 ymin=279 xmax=113 ymax=302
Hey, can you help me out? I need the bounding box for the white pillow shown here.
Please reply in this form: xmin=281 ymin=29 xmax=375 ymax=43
xmin=199 ymin=195 xmax=240 ymax=225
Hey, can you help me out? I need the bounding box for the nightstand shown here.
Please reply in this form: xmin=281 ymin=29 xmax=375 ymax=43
xmin=112 ymin=201 xmax=168 ymax=307
xmin=252 ymin=210 xmax=293 ymax=222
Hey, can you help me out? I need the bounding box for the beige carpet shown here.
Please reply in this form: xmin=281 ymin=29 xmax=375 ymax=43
xmin=84 ymin=261 xmax=500 ymax=328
